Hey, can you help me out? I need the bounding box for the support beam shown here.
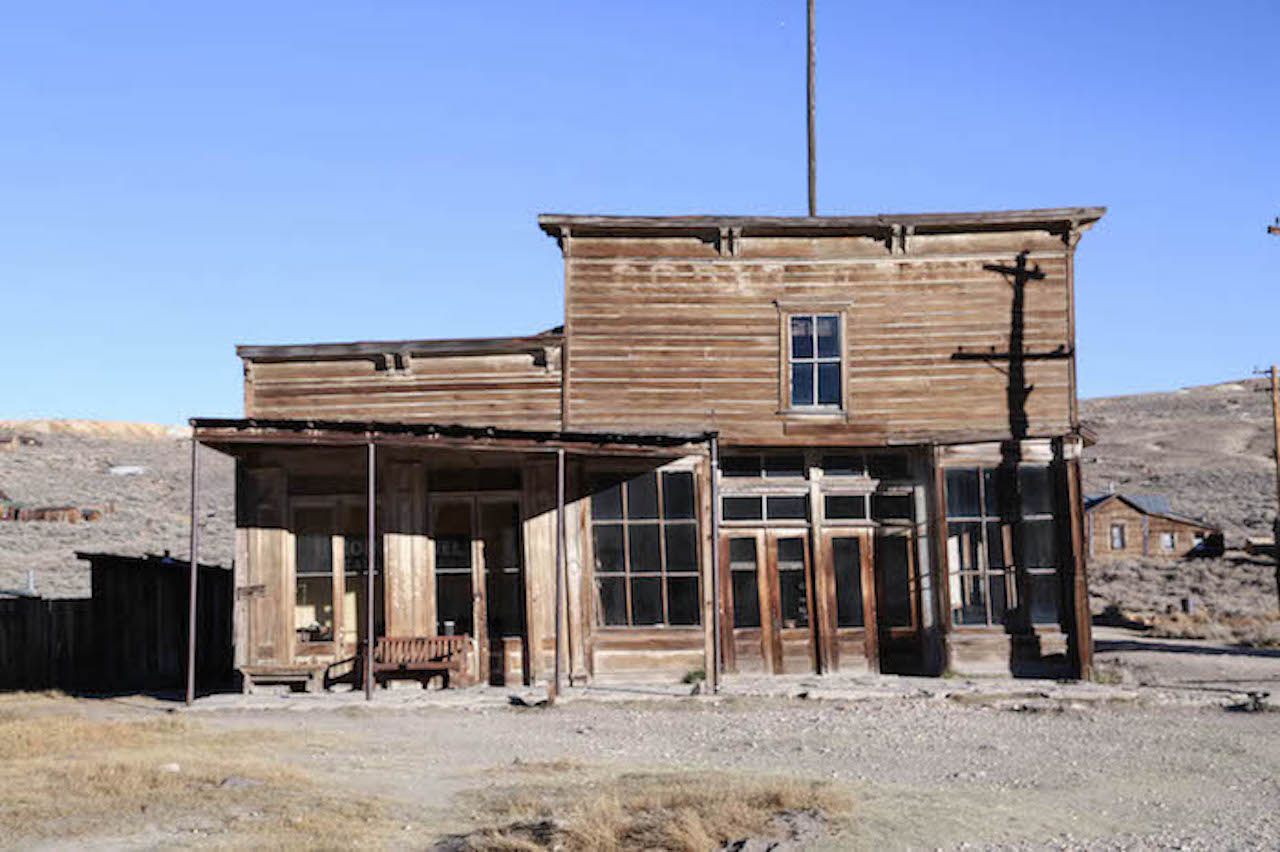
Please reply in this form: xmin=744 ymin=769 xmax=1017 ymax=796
xmin=185 ymin=438 xmax=201 ymax=706
xmin=708 ymin=434 xmax=721 ymax=694
xmin=550 ymin=448 xmax=566 ymax=703
xmin=365 ymin=440 xmax=376 ymax=701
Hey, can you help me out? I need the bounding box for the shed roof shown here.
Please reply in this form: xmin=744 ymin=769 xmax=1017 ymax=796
xmin=538 ymin=207 xmax=1105 ymax=239
xmin=1084 ymin=492 xmax=1217 ymax=530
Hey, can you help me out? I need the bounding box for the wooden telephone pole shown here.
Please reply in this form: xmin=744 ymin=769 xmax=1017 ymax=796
xmin=806 ymin=0 xmax=817 ymax=216
xmin=1267 ymin=218 xmax=1280 ymax=608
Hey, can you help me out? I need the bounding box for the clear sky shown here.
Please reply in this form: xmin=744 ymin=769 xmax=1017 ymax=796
xmin=2 ymin=2 xmax=1277 ymax=424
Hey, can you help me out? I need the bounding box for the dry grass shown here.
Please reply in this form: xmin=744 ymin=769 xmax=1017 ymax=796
xmin=1143 ymin=612 xmax=1280 ymax=647
xmin=446 ymin=771 xmax=852 ymax=851
xmin=0 ymin=698 xmax=409 ymax=848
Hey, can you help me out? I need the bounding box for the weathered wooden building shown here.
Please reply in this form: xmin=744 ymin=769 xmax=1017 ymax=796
xmin=1084 ymin=493 xmax=1222 ymax=560
xmin=193 ymin=207 xmax=1105 ymax=690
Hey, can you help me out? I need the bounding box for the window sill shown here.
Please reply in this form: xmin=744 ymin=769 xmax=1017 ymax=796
xmin=777 ymin=408 xmax=847 ymax=421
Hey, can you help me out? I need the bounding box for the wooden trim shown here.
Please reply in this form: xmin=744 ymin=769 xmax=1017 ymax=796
xmin=1065 ymin=456 xmax=1093 ymax=679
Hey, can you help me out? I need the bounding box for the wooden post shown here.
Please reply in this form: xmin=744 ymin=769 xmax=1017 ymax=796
xmin=550 ymin=448 xmax=566 ymax=703
xmin=708 ymin=435 xmax=721 ymax=693
xmin=1270 ymin=365 xmax=1280 ymax=610
xmin=185 ymin=437 xmax=200 ymax=706
xmin=806 ymin=0 xmax=817 ymax=216
xmin=365 ymin=440 xmax=376 ymax=701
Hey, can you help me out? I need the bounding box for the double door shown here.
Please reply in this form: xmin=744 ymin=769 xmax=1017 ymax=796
xmin=719 ymin=527 xmax=918 ymax=674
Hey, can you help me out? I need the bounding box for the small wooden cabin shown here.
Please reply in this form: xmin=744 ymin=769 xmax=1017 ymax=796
xmin=193 ymin=207 xmax=1105 ymax=688
xmin=1084 ymin=493 xmax=1222 ymax=560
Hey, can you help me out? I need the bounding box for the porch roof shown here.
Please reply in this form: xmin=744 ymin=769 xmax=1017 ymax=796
xmin=190 ymin=417 xmax=714 ymax=457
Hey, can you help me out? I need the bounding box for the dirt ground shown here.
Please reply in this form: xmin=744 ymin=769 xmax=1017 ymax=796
xmin=2 ymin=637 xmax=1278 ymax=851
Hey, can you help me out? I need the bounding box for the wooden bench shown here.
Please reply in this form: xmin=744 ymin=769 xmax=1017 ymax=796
xmin=357 ymin=636 xmax=471 ymax=689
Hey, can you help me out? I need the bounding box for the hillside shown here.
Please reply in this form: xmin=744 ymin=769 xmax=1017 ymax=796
xmin=0 ymin=382 xmax=1276 ymax=600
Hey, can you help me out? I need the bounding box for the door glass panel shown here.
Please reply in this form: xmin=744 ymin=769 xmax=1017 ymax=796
xmin=481 ymin=501 xmax=523 ymax=638
xmin=776 ymin=537 xmax=809 ymax=629
xmin=875 ymin=533 xmax=913 ymax=628
xmin=729 ymin=538 xmax=761 ymax=629
xmin=295 ymin=532 xmax=334 ymax=643
xmin=832 ymin=537 xmax=864 ymax=627
xmin=434 ymin=502 xmax=474 ymax=636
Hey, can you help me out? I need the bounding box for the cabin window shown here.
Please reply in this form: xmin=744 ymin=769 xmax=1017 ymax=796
xmin=788 ymin=314 xmax=842 ymax=409
xmin=591 ymin=471 xmax=701 ymax=627
xmin=1160 ymin=531 xmax=1176 ymax=551
xmin=945 ymin=465 xmax=1062 ymax=626
xmin=1110 ymin=524 xmax=1126 ymax=551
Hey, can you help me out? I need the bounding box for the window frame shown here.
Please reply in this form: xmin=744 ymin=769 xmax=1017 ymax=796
xmin=589 ymin=469 xmax=702 ymax=629
xmin=1110 ymin=523 xmax=1126 ymax=551
xmin=776 ymin=302 xmax=849 ymax=416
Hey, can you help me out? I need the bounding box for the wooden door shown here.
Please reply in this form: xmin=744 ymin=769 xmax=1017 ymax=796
xmin=479 ymin=498 xmax=526 ymax=686
xmin=719 ymin=530 xmax=816 ymax=675
xmin=816 ymin=529 xmax=877 ymax=672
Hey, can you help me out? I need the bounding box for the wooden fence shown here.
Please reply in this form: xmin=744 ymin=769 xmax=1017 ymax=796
xmin=0 ymin=553 xmax=233 ymax=694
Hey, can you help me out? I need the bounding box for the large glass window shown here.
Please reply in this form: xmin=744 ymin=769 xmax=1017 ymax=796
xmin=945 ymin=465 xmax=1062 ymax=627
xmin=831 ymin=537 xmax=864 ymax=627
xmin=789 ymin=314 xmax=842 ymax=408
xmin=433 ymin=502 xmax=475 ymax=637
xmin=295 ymin=529 xmax=334 ymax=644
xmin=591 ymin=471 xmax=701 ymax=627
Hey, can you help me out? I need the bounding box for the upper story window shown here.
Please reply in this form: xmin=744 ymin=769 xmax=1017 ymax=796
xmin=789 ymin=314 xmax=842 ymax=409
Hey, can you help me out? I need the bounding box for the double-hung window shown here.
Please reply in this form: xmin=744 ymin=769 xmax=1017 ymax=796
xmin=789 ymin=314 xmax=842 ymax=408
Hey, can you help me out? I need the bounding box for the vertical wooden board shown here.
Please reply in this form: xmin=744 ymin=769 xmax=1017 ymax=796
xmin=565 ymin=461 xmax=590 ymax=681
xmin=521 ymin=458 xmax=556 ymax=683
xmin=696 ymin=456 xmax=715 ymax=681
xmin=384 ymin=461 xmax=429 ymax=637
xmin=1065 ymin=457 xmax=1093 ymax=679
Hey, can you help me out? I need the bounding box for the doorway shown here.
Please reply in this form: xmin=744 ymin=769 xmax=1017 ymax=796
xmin=719 ymin=530 xmax=816 ymax=674
xmin=429 ymin=494 xmax=526 ymax=686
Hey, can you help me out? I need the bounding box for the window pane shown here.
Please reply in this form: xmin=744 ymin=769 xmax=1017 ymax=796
xmin=763 ymin=454 xmax=806 ymax=478
xmin=952 ymin=572 xmax=988 ymax=625
xmin=1019 ymin=466 xmax=1054 ymax=515
xmin=295 ymin=574 xmax=334 ymax=642
xmin=1027 ymin=571 xmax=1060 ymax=625
xmin=592 ymin=524 xmax=625 ymax=573
xmin=824 ymin=494 xmax=866 ymax=520
xmin=591 ymin=480 xmax=624 ymax=520
xmin=435 ymin=535 xmax=472 ymax=573
xmin=1111 ymin=524 xmax=1126 ymax=550
xmin=776 ymin=540 xmax=808 ymax=629
xmin=766 ymin=495 xmax=808 ymax=520
xmin=729 ymin=536 xmax=760 ymax=628
xmin=1021 ymin=518 xmax=1058 ymax=568
xmin=626 ymin=474 xmax=659 ymax=519
xmin=777 ymin=537 xmax=806 ymax=566
xmin=822 ymin=454 xmax=864 ymax=477
xmin=983 ymin=468 xmax=1002 ymax=516
xmin=945 ymin=469 xmax=981 ymax=517
xmin=436 ymin=574 xmax=473 ymax=636
xmin=875 ymin=534 xmax=913 ymax=628
xmin=986 ymin=522 xmax=1008 ymax=569
xmin=721 ymin=455 xmax=761 ymax=477
xmin=832 ymin=537 xmax=864 ymax=627
xmin=661 ymin=472 xmax=696 ymax=519
xmin=988 ymin=571 xmax=1009 ymax=625
xmin=664 ymin=523 xmax=698 ymax=573
xmin=598 ymin=576 xmax=628 ymax=626
xmin=296 ymin=533 xmax=332 ymax=577
xmin=723 ymin=496 xmax=763 ymax=521
xmin=947 ymin=522 xmax=982 ymax=572
xmin=628 ymin=524 xmax=661 ymax=573
xmin=816 ymin=314 xmax=840 ymax=358
xmin=871 ymin=494 xmax=913 ymax=522
xmin=866 ymin=452 xmax=910 ymax=481
xmin=666 ymin=576 xmax=700 ymax=625
xmin=731 ymin=568 xmax=761 ymax=628
xmin=790 ymin=315 xmax=814 ymax=359
xmin=631 ymin=577 xmax=663 ymax=625
xmin=817 ymin=362 xmax=841 ymax=405
xmin=791 ymin=363 xmax=814 ymax=406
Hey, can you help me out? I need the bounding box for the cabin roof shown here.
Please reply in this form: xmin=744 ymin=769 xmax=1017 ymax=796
xmin=1084 ymin=492 xmax=1218 ymax=530
xmin=538 ymin=207 xmax=1106 ymax=239
xmin=237 ymin=328 xmax=562 ymax=363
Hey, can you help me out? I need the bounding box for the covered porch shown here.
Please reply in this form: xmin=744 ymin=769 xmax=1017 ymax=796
xmin=186 ymin=418 xmax=720 ymax=702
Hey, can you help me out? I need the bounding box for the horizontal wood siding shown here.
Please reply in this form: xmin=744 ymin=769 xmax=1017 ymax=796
xmin=564 ymin=233 xmax=1074 ymax=445
xmin=245 ymin=350 xmax=562 ymax=429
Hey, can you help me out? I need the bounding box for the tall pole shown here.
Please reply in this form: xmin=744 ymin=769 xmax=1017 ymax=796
xmin=185 ymin=437 xmax=200 ymax=706
xmin=708 ymin=435 xmax=721 ymax=694
xmin=550 ymin=448 xmax=566 ymax=703
xmin=806 ymin=0 xmax=817 ymax=216
xmin=1269 ymin=365 xmax=1280 ymax=610
xmin=365 ymin=440 xmax=376 ymax=701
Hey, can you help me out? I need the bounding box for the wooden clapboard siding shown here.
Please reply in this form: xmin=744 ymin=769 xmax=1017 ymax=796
xmin=244 ymin=348 xmax=563 ymax=429
xmin=563 ymin=232 xmax=1075 ymax=445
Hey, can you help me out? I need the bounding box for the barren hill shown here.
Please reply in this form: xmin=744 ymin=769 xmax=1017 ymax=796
xmin=0 ymin=382 xmax=1276 ymax=599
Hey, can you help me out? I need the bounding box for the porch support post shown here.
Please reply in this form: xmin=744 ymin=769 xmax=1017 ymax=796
xmin=365 ymin=439 xmax=377 ymax=701
xmin=708 ymin=434 xmax=721 ymax=694
xmin=185 ymin=436 xmax=200 ymax=706
xmin=550 ymin=447 xmax=566 ymax=703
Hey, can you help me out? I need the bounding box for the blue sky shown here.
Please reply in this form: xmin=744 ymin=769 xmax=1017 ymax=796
xmin=2 ymin=1 xmax=1277 ymax=423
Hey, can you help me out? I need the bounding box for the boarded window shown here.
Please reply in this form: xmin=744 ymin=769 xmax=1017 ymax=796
xmin=590 ymin=471 xmax=701 ymax=628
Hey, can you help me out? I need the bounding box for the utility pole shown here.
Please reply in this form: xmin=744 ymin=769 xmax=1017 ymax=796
xmin=806 ymin=0 xmax=816 ymax=216
xmin=1267 ymin=217 xmax=1280 ymax=609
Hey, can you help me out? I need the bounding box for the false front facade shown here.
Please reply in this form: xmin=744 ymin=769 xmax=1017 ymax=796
xmin=194 ymin=207 xmax=1104 ymax=690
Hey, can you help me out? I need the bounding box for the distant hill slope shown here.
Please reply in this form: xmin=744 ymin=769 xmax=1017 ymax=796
xmin=1080 ymin=379 xmax=1277 ymax=543
xmin=1 ymin=382 xmax=1276 ymax=596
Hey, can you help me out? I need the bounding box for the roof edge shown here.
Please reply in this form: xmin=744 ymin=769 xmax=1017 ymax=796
xmin=237 ymin=330 xmax=563 ymax=363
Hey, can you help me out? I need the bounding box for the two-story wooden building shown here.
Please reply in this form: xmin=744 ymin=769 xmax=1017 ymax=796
xmin=192 ymin=206 xmax=1104 ymax=691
